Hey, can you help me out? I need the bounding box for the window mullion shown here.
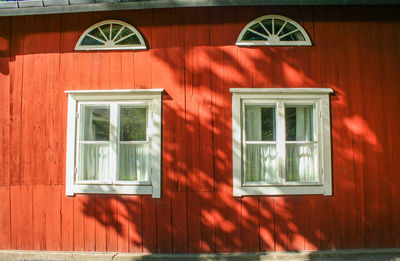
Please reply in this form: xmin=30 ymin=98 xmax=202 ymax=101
xmin=241 ymin=100 xmax=247 ymax=185
xmin=315 ymin=101 xmax=321 ymax=183
xmin=109 ymin=103 xmax=118 ymax=184
xmin=75 ymin=104 xmax=81 ymax=183
xmin=146 ymin=103 xmax=151 ymax=182
xmin=277 ymin=101 xmax=286 ymax=185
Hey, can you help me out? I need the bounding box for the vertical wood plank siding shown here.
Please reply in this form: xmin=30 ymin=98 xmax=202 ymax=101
xmin=0 ymin=6 xmax=399 ymax=252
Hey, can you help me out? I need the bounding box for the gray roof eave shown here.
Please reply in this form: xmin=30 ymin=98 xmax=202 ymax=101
xmin=0 ymin=0 xmax=399 ymax=17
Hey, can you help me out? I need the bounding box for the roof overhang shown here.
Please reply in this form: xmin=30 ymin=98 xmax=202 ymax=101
xmin=0 ymin=0 xmax=399 ymax=17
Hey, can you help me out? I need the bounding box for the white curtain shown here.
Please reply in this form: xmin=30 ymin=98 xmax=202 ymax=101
xmin=245 ymin=107 xmax=278 ymax=182
xmin=79 ymin=144 xmax=109 ymax=181
xmin=245 ymin=144 xmax=278 ymax=182
xmin=118 ymin=144 xmax=149 ymax=181
xmin=286 ymin=144 xmax=317 ymax=182
xmin=245 ymin=106 xmax=262 ymax=141
xmin=286 ymin=106 xmax=317 ymax=182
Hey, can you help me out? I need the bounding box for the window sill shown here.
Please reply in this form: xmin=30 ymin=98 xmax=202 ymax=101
xmin=233 ymin=184 xmax=332 ymax=197
xmin=66 ymin=184 xmax=153 ymax=196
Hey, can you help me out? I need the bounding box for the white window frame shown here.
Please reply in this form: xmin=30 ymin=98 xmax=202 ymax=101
xmin=75 ymin=20 xmax=147 ymax=51
xmin=236 ymin=14 xmax=312 ymax=46
xmin=231 ymin=88 xmax=333 ymax=197
xmin=65 ymin=89 xmax=163 ymax=198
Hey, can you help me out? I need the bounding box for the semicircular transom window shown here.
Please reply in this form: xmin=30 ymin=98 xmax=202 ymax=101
xmin=236 ymin=15 xmax=312 ymax=46
xmin=75 ymin=20 xmax=147 ymax=51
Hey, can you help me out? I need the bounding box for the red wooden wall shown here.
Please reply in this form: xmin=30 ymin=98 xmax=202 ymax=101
xmin=0 ymin=5 xmax=399 ymax=253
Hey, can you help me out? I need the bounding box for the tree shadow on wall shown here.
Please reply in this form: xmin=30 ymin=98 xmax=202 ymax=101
xmin=1 ymin=5 xmax=394 ymax=255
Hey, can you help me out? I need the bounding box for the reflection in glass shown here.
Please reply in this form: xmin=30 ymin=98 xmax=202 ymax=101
xmin=285 ymin=106 xmax=313 ymax=141
xmin=81 ymin=36 xmax=104 ymax=46
xmin=80 ymin=105 xmax=110 ymax=141
xmin=245 ymin=105 xmax=276 ymax=141
xmin=116 ymin=35 xmax=141 ymax=45
xmin=119 ymin=106 xmax=147 ymax=141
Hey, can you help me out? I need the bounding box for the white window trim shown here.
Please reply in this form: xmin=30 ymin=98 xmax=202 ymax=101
xmin=230 ymin=88 xmax=333 ymax=197
xmin=75 ymin=20 xmax=147 ymax=51
xmin=236 ymin=14 xmax=312 ymax=47
xmin=65 ymin=89 xmax=163 ymax=198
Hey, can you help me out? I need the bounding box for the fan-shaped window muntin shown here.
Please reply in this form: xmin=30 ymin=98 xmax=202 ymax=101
xmin=75 ymin=20 xmax=147 ymax=51
xmin=237 ymin=15 xmax=312 ymax=46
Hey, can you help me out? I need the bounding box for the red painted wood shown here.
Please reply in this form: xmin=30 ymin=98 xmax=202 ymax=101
xmin=20 ymin=185 xmax=34 ymax=250
xmin=241 ymin=197 xmax=259 ymax=252
xmin=184 ymin=8 xmax=214 ymax=193
xmin=304 ymin=197 xmax=321 ymax=250
xmin=0 ymin=187 xmax=10 ymax=249
xmin=200 ymin=192 xmax=216 ymax=253
xmin=0 ymin=6 xmax=400 ymax=254
xmin=156 ymin=195 xmax=172 ymax=253
xmin=133 ymin=10 xmax=152 ymax=90
xmin=31 ymin=185 xmax=61 ymax=250
xmin=151 ymin=9 xmax=174 ymax=254
xmin=106 ymin=197 xmax=119 ymax=251
xmin=142 ymin=196 xmax=157 ymax=252
xmin=73 ymin=195 xmax=85 ymax=251
xmin=171 ymin=192 xmax=187 ymax=253
xmin=117 ymin=196 xmax=130 ymax=253
xmin=161 ymin=8 xmax=187 ymax=192
xmin=187 ymin=192 xmax=201 ymax=252
xmin=33 ymin=185 xmax=47 ymax=250
xmin=0 ymin=17 xmax=10 ymax=187
xmin=274 ymin=197 xmax=288 ymax=251
xmin=61 ymin=187 xmax=74 ymax=251
xmin=127 ymin=196 xmax=142 ymax=252
xmin=259 ymin=197 xmax=275 ymax=251
xmin=45 ymin=15 xmax=62 ymax=186
xmin=83 ymin=195 xmax=96 ymax=251
xmin=9 ymin=17 xmax=24 ymax=186
xmin=286 ymin=197 xmax=305 ymax=251
xmin=94 ymin=195 xmax=108 ymax=252
xmin=10 ymin=186 xmax=21 ymax=249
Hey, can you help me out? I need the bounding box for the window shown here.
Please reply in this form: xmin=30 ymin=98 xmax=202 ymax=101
xmin=75 ymin=20 xmax=147 ymax=51
xmin=236 ymin=15 xmax=312 ymax=46
xmin=231 ymin=88 xmax=332 ymax=196
xmin=65 ymin=89 xmax=162 ymax=198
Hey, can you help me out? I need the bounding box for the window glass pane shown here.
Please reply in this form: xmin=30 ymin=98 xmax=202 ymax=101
xmin=245 ymin=105 xmax=276 ymax=141
xmin=273 ymin=19 xmax=285 ymax=35
xmin=243 ymin=31 xmax=266 ymax=41
xmin=245 ymin=144 xmax=278 ymax=183
xmin=286 ymin=143 xmax=318 ymax=182
xmin=99 ymin=24 xmax=111 ymax=40
xmin=116 ymin=35 xmax=141 ymax=45
xmin=118 ymin=144 xmax=150 ymax=181
xmin=260 ymin=19 xmax=273 ymax=35
xmin=250 ymin=22 xmax=269 ymax=36
xmin=81 ymin=36 xmax=104 ymax=46
xmin=79 ymin=144 xmax=109 ymax=181
xmin=111 ymin=23 xmax=123 ymax=39
xmin=281 ymin=31 xmax=305 ymax=41
xmin=87 ymin=27 xmax=106 ymax=42
xmin=119 ymin=106 xmax=147 ymax=141
xmin=80 ymin=105 xmax=110 ymax=141
xmin=278 ymin=21 xmax=297 ymax=37
xmin=114 ymin=27 xmax=134 ymax=42
xmin=285 ymin=105 xmax=313 ymax=141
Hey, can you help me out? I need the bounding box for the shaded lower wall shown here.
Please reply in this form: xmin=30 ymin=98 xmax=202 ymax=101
xmin=0 ymin=5 xmax=399 ymax=253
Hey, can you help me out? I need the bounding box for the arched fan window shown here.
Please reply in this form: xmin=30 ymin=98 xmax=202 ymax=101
xmin=236 ymin=15 xmax=312 ymax=46
xmin=75 ymin=20 xmax=147 ymax=51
